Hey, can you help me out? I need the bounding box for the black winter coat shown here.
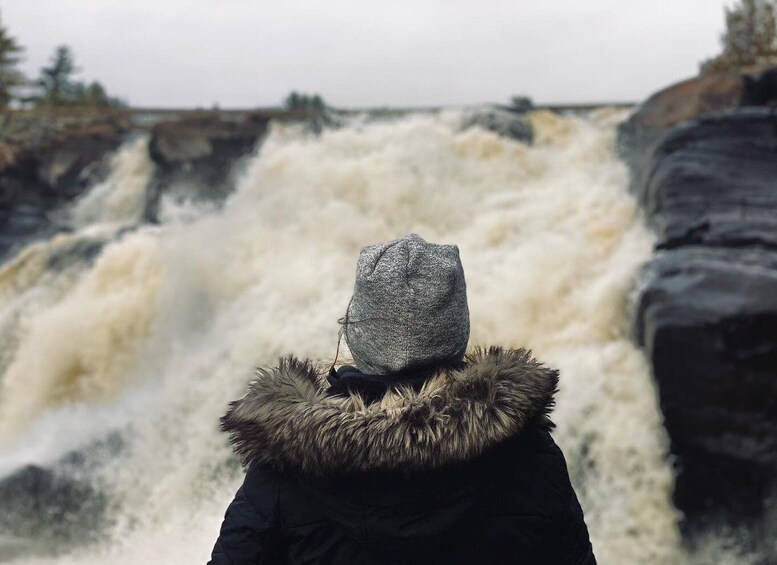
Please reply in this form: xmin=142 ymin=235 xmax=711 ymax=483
xmin=209 ymin=347 xmax=596 ymax=565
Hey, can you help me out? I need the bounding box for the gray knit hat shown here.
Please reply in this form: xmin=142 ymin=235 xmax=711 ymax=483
xmin=344 ymin=234 xmax=469 ymax=375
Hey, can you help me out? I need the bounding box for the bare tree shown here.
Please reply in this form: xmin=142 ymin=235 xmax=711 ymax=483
xmin=702 ymin=0 xmax=777 ymax=73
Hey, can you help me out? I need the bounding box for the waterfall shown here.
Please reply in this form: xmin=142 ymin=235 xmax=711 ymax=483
xmin=68 ymin=135 xmax=153 ymax=230
xmin=0 ymin=110 xmax=697 ymax=563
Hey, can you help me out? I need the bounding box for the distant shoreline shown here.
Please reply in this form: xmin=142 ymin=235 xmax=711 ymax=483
xmin=3 ymin=102 xmax=638 ymax=130
xmin=125 ymin=101 xmax=637 ymax=114
xmin=120 ymin=102 xmax=637 ymax=128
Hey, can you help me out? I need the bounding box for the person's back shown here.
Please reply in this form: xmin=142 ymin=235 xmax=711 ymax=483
xmin=209 ymin=235 xmax=596 ymax=565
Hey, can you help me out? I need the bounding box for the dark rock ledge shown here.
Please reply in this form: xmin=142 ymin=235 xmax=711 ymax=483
xmin=145 ymin=112 xmax=272 ymax=220
xmin=0 ymin=109 xmax=284 ymax=261
xmin=620 ymin=66 xmax=777 ymax=559
xmin=0 ymin=109 xmax=131 ymax=257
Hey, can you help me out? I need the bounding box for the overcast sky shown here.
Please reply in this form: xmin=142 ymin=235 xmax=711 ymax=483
xmin=3 ymin=0 xmax=730 ymax=108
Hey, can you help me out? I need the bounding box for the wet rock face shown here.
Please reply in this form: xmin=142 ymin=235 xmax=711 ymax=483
xmin=0 ymin=432 xmax=123 ymax=559
xmin=0 ymin=111 xmax=131 ymax=204
xmin=149 ymin=113 xmax=269 ymax=169
xmin=627 ymin=104 xmax=777 ymax=552
xmin=636 ymin=248 xmax=777 ymax=522
xmin=638 ymin=109 xmax=777 ymax=251
xmin=0 ymin=111 xmax=131 ymax=258
xmin=461 ymin=106 xmax=533 ymax=144
xmin=618 ymin=66 xmax=777 ymax=176
xmin=619 ymin=72 xmax=741 ymax=145
xmin=146 ymin=113 xmax=270 ymax=219
xmin=0 ymin=465 xmax=107 ymax=544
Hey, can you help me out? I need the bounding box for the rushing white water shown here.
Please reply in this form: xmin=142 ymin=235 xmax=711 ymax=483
xmin=0 ymin=110 xmax=693 ymax=563
xmin=69 ymin=135 xmax=153 ymax=230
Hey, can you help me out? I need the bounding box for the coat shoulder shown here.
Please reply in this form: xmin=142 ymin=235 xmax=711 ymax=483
xmin=241 ymin=464 xmax=284 ymax=513
xmin=486 ymin=426 xmax=575 ymax=518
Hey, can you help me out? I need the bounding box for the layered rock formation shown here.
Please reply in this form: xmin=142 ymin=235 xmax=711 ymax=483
xmin=621 ymin=67 xmax=777 ymax=555
xmin=146 ymin=112 xmax=271 ymax=219
xmin=0 ymin=110 xmax=282 ymax=257
xmin=0 ymin=110 xmax=131 ymax=257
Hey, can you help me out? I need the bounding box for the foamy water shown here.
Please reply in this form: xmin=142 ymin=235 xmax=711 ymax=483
xmin=69 ymin=135 xmax=153 ymax=230
xmin=0 ymin=110 xmax=691 ymax=563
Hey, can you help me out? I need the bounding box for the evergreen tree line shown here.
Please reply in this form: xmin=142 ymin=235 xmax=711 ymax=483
xmin=283 ymin=91 xmax=326 ymax=112
xmin=4 ymin=2 xmax=777 ymax=111
xmin=0 ymin=10 xmax=125 ymax=110
xmin=701 ymin=0 xmax=777 ymax=74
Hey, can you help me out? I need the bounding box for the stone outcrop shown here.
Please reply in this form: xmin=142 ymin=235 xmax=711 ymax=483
xmin=0 ymin=110 xmax=131 ymax=257
xmin=145 ymin=112 xmax=271 ymax=219
xmin=0 ymin=465 xmax=106 ymax=544
xmin=621 ymin=67 xmax=777 ymax=557
xmin=0 ymin=432 xmax=123 ymax=559
xmin=461 ymin=106 xmax=534 ymax=144
xmin=0 ymin=109 xmax=279 ymax=257
xmin=618 ymin=66 xmax=777 ymax=176
xmin=636 ymin=109 xmax=777 ymax=251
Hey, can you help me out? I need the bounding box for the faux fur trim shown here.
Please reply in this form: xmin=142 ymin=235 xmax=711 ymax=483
xmin=221 ymin=347 xmax=559 ymax=475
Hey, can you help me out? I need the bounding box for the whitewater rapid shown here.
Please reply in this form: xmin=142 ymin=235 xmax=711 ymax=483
xmin=0 ymin=109 xmax=690 ymax=563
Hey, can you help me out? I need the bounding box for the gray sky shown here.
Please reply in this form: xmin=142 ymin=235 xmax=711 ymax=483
xmin=2 ymin=0 xmax=730 ymax=108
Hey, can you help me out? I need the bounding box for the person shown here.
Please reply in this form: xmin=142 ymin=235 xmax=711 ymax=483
xmin=209 ymin=233 xmax=596 ymax=564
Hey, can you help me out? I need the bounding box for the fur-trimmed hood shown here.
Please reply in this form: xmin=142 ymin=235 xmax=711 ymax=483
xmin=221 ymin=347 xmax=559 ymax=476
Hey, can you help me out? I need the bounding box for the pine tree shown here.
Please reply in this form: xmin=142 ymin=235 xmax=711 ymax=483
xmin=0 ymin=9 xmax=25 ymax=109
xmin=83 ymin=81 xmax=126 ymax=108
xmin=702 ymin=0 xmax=777 ymax=73
xmin=35 ymin=46 xmax=125 ymax=107
xmin=38 ymin=45 xmax=78 ymax=105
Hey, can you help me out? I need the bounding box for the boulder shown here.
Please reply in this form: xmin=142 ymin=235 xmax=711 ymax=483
xmin=0 ymin=432 xmax=123 ymax=558
xmin=461 ymin=106 xmax=533 ymax=144
xmin=0 ymin=465 xmax=107 ymax=543
xmin=506 ymin=96 xmax=534 ymax=114
xmin=146 ymin=112 xmax=270 ymax=218
xmin=148 ymin=113 xmax=268 ymax=170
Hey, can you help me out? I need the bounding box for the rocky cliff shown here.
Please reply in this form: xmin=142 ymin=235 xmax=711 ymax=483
xmin=145 ymin=112 xmax=272 ymax=220
xmin=0 ymin=110 xmax=131 ymax=257
xmin=0 ymin=109 xmax=283 ymax=258
xmin=620 ymin=66 xmax=777 ymax=556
